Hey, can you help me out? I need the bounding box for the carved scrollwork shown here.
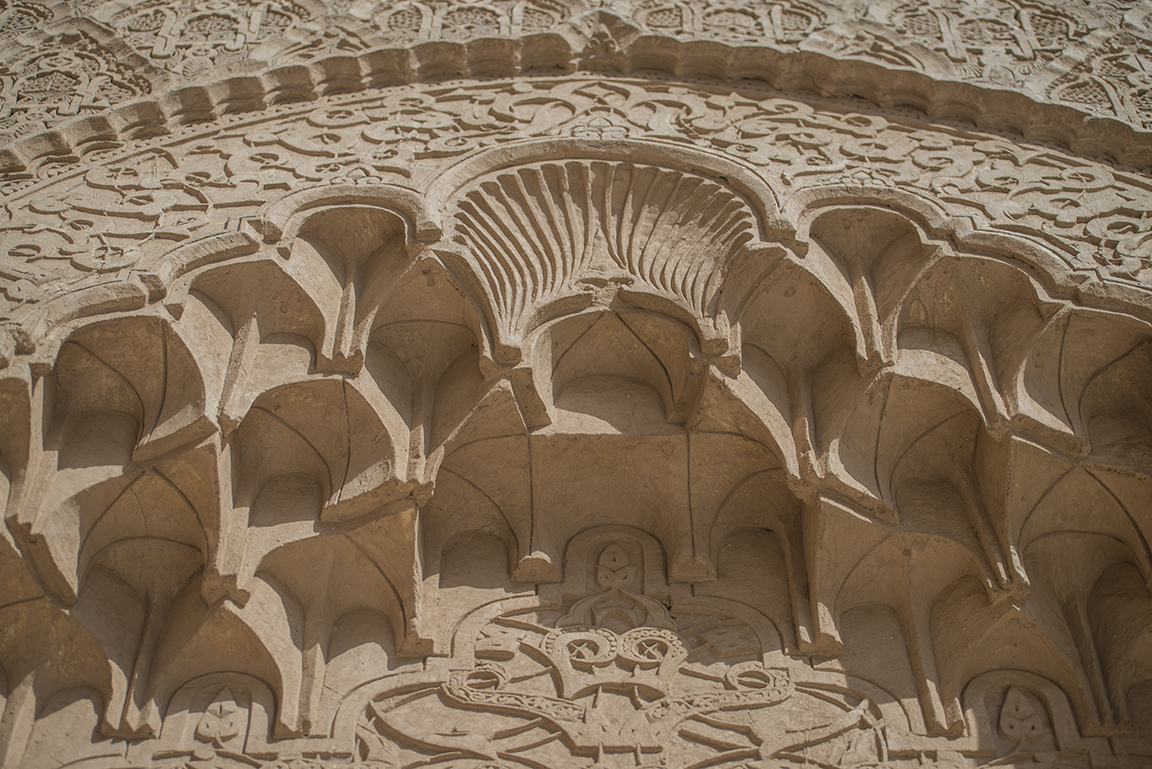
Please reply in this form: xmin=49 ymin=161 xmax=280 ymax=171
xmin=101 ymin=0 xmax=314 ymax=78
xmin=616 ymin=627 xmax=686 ymax=668
xmin=6 ymin=76 xmax=1152 ymax=340
xmin=0 ymin=31 xmax=152 ymax=142
xmin=363 ymin=536 xmax=880 ymax=768
xmin=0 ymin=0 xmax=1147 ymax=152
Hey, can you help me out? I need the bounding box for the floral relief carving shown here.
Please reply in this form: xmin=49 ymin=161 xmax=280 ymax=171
xmin=0 ymin=0 xmax=1144 ymax=144
xmin=0 ymin=136 xmax=1148 ymax=767
xmin=0 ymin=148 xmax=219 ymax=312
xmin=361 ymin=539 xmax=896 ymax=769
xmin=636 ymin=0 xmax=827 ymax=45
xmin=102 ymin=0 xmax=313 ymax=77
xmin=887 ymin=0 xmax=1089 ymax=82
xmin=369 ymin=0 xmax=567 ymax=44
xmin=0 ymin=1 xmax=51 ymax=38
xmin=1046 ymin=30 xmax=1152 ymax=127
xmin=0 ymin=31 xmax=152 ymax=142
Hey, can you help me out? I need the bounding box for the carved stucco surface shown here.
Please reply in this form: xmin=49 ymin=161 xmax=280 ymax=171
xmin=3 ymin=4 xmax=1152 ymax=769
xmin=8 ymin=76 xmax=1152 ymax=341
xmin=9 ymin=0 xmax=1152 ymax=155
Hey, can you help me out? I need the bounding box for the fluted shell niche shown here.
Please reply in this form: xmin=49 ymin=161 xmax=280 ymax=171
xmin=1 ymin=3 xmax=1152 ymax=766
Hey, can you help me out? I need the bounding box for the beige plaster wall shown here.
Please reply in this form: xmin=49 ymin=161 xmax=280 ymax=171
xmin=2 ymin=3 xmax=1152 ymax=769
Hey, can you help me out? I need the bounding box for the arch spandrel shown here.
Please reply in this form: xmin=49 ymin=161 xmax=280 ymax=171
xmin=1 ymin=35 xmax=1152 ymax=769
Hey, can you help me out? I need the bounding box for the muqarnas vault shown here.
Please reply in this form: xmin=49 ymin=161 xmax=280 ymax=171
xmin=2 ymin=1 xmax=1152 ymax=768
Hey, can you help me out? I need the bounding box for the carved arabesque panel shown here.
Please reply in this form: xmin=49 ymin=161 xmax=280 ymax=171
xmin=633 ymin=0 xmax=827 ymax=45
xmin=371 ymin=0 xmax=570 ymax=43
xmin=0 ymin=30 xmax=153 ymax=143
xmin=362 ymin=533 xmax=893 ymax=769
xmin=94 ymin=0 xmax=316 ymax=78
xmin=6 ymin=75 xmax=1152 ymax=345
xmin=884 ymin=0 xmax=1090 ymax=85
xmin=0 ymin=0 xmax=1151 ymax=146
xmin=1046 ymin=29 xmax=1152 ymax=126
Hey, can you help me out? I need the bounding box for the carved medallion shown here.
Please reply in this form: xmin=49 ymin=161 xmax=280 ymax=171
xmin=362 ymin=536 xmax=891 ymax=769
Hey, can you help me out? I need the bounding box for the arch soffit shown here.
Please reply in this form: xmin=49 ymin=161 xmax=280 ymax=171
xmin=0 ymin=184 xmax=1097 ymax=375
xmin=3 ymin=10 xmax=1152 ymax=759
xmin=12 ymin=137 xmax=1152 ymax=517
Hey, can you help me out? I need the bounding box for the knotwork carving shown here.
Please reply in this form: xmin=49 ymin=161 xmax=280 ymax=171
xmin=101 ymin=0 xmax=314 ymax=78
xmin=0 ymin=30 xmax=152 ymax=142
xmin=363 ymin=537 xmax=891 ymax=769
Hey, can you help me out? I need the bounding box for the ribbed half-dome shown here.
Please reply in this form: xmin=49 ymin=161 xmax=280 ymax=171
xmin=450 ymin=160 xmax=758 ymax=340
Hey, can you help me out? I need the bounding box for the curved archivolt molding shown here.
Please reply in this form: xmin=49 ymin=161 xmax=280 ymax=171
xmin=5 ymin=0 xmax=1152 ymax=167
xmin=2 ymin=81 xmax=1152 ymax=766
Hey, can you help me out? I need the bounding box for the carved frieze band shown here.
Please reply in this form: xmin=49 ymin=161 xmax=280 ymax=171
xmin=7 ymin=0 xmax=1152 ymax=162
